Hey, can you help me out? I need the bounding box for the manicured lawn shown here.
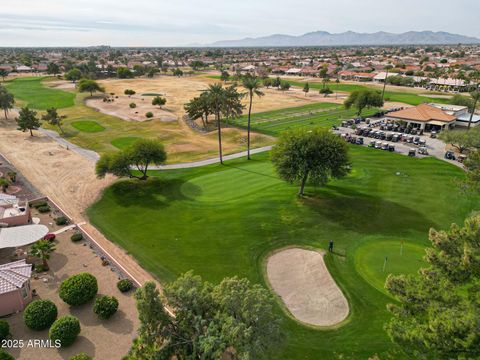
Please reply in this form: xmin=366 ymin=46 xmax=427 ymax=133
xmin=232 ymin=102 xmax=379 ymax=135
xmin=5 ymin=77 xmax=75 ymax=109
xmin=111 ymin=136 xmax=142 ymax=149
xmin=71 ymin=120 xmax=105 ymax=133
xmin=88 ymin=147 xmax=478 ymax=359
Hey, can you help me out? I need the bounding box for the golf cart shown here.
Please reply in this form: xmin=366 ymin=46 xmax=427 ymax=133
xmin=430 ymin=131 xmax=437 ymax=138
xmin=375 ymin=141 xmax=382 ymax=149
xmin=388 ymin=145 xmax=395 ymax=152
xmin=408 ymin=148 xmax=416 ymax=157
xmin=381 ymin=143 xmax=389 ymax=150
xmin=368 ymin=140 xmax=376 ymax=148
xmin=457 ymin=154 xmax=467 ymax=163
xmin=418 ymin=146 xmax=428 ymax=155
xmin=356 ymin=137 xmax=364 ymax=145
xmin=392 ymin=134 xmax=400 ymax=142
xmin=445 ymin=151 xmax=456 ymax=160
xmin=413 ymin=136 xmax=420 ymax=145
xmin=419 ymin=139 xmax=426 ymax=146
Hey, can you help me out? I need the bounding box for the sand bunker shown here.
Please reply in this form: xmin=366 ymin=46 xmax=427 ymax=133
xmin=266 ymin=247 xmax=349 ymax=326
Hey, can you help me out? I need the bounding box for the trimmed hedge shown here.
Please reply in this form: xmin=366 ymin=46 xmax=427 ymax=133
xmin=59 ymin=273 xmax=98 ymax=306
xmin=32 ymin=201 xmax=48 ymax=209
xmin=0 ymin=321 xmax=9 ymax=341
xmin=69 ymin=353 xmax=91 ymax=360
xmin=0 ymin=351 xmax=14 ymax=360
xmin=49 ymin=316 xmax=80 ymax=347
xmin=55 ymin=216 xmax=68 ymax=226
xmin=117 ymin=279 xmax=133 ymax=293
xmin=93 ymin=295 xmax=119 ymax=319
xmin=37 ymin=205 xmax=51 ymax=213
xmin=70 ymin=233 xmax=83 ymax=242
xmin=23 ymin=300 xmax=58 ymax=330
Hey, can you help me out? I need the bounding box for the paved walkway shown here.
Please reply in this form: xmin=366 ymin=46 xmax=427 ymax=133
xmin=39 ymin=128 xmax=100 ymax=161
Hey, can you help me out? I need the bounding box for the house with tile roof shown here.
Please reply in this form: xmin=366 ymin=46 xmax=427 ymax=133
xmin=386 ymin=103 xmax=457 ymax=132
xmin=0 ymin=260 xmax=33 ymax=316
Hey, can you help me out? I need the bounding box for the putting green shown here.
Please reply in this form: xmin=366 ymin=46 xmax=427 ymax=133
xmin=71 ymin=120 xmax=105 ymax=133
xmin=354 ymin=240 xmax=427 ymax=295
xmin=111 ymin=137 xmax=142 ymax=150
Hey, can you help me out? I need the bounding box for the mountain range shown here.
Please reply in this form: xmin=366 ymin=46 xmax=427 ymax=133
xmin=209 ymin=31 xmax=480 ymax=47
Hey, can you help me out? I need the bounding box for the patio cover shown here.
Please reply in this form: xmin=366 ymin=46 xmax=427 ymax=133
xmin=0 ymin=225 xmax=49 ymax=249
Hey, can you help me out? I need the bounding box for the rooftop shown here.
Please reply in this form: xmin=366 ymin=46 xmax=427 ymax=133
xmin=0 ymin=259 xmax=32 ymax=295
xmin=387 ymin=104 xmax=457 ymax=123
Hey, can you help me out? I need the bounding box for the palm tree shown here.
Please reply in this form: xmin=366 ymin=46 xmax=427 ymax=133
xmin=381 ymin=64 xmax=393 ymax=102
xmin=242 ymin=76 xmax=264 ymax=160
xmin=29 ymin=240 xmax=56 ymax=271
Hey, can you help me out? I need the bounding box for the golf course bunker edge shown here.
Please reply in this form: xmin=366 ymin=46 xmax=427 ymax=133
xmin=266 ymin=247 xmax=349 ymax=327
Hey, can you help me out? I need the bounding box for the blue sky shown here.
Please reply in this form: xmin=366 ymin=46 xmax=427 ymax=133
xmin=1 ymin=0 xmax=479 ymax=46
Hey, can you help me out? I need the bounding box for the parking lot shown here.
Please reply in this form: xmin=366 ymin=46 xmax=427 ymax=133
xmin=334 ymin=118 xmax=465 ymax=168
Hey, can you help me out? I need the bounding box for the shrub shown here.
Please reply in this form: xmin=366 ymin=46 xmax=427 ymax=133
xmin=0 ymin=351 xmax=14 ymax=360
xmin=124 ymin=89 xmax=135 ymax=96
xmin=49 ymin=316 xmax=80 ymax=347
xmin=70 ymin=233 xmax=83 ymax=242
xmin=0 ymin=321 xmax=9 ymax=341
xmin=32 ymin=201 xmax=48 ymax=209
xmin=23 ymin=300 xmax=58 ymax=330
xmin=117 ymin=279 xmax=133 ymax=292
xmin=55 ymin=216 xmax=68 ymax=226
xmin=145 ymin=112 xmax=153 ymax=118
xmin=59 ymin=273 xmax=98 ymax=306
xmin=37 ymin=205 xmax=51 ymax=213
xmin=69 ymin=353 xmax=91 ymax=360
xmin=129 ymin=102 xmax=136 ymax=108
xmin=93 ymin=295 xmax=119 ymax=319
xmin=44 ymin=233 xmax=56 ymax=241
xmin=34 ymin=263 xmax=47 ymax=273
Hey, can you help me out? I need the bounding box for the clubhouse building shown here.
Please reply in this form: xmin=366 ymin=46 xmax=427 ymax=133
xmin=386 ymin=103 xmax=479 ymax=132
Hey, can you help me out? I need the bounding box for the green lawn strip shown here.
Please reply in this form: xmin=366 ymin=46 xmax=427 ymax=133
xmin=88 ymin=147 xmax=478 ymax=359
xmin=5 ymin=77 xmax=75 ymax=109
xmin=71 ymin=120 xmax=105 ymax=133
xmin=111 ymin=136 xmax=142 ymax=150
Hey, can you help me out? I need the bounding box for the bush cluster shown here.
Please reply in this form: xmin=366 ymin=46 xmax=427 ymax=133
xmin=55 ymin=216 xmax=68 ymax=226
xmin=49 ymin=316 xmax=81 ymax=347
xmin=0 ymin=350 xmax=14 ymax=360
xmin=70 ymin=233 xmax=83 ymax=242
xmin=23 ymin=300 xmax=58 ymax=330
xmin=69 ymin=353 xmax=91 ymax=360
xmin=145 ymin=111 xmax=153 ymax=118
xmin=59 ymin=273 xmax=98 ymax=306
xmin=37 ymin=205 xmax=51 ymax=213
xmin=117 ymin=279 xmax=133 ymax=292
xmin=0 ymin=321 xmax=9 ymax=341
xmin=93 ymin=295 xmax=119 ymax=319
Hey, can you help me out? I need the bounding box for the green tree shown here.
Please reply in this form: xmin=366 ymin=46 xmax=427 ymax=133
xmin=463 ymin=150 xmax=480 ymax=193
xmin=65 ymin=68 xmax=82 ymax=83
xmin=280 ymin=81 xmax=291 ymax=91
xmin=16 ymin=107 xmax=40 ymax=136
xmin=172 ymin=68 xmax=184 ymax=77
xmin=385 ymin=215 xmax=480 ymax=359
xmin=151 ymin=96 xmax=166 ymax=108
xmin=303 ymin=82 xmax=310 ymax=96
xmin=77 ymin=79 xmax=104 ymax=97
xmin=29 ymin=240 xmax=56 ymax=270
xmin=47 ymin=62 xmax=60 ymax=76
xmin=0 ymin=86 xmax=14 ymax=119
xmin=220 ymin=70 xmax=230 ymax=83
xmin=0 ymin=69 xmax=9 ymax=82
xmin=439 ymin=128 xmax=480 ymax=154
xmin=42 ymin=108 xmax=66 ymax=134
xmin=271 ymin=127 xmax=351 ymax=196
xmin=0 ymin=178 xmax=8 ymax=193
xmin=117 ymin=67 xmax=134 ymax=79
xmin=96 ymin=139 xmax=167 ymax=180
xmin=126 ymin=272 xmax=281 ymax=360
xmin=184 ymin=93 xmax=212 ymax=129
xmin=344 ymin=90 xmax=384 ymax=117
xmin=319 ymin=65 xmax=330 ymax=90
xmin=242 ymin=75 xmax=264 ymax=159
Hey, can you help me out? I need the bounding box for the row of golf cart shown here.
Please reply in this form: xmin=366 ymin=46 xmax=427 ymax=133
xmin=355 ymin=127 xmax=427 ymax=146
xmin=445 ymin=150 xmax=467 ymax=163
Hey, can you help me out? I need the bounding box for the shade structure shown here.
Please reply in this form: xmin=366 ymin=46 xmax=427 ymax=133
xmin=0 ymin=225 xmax=49 ymax=249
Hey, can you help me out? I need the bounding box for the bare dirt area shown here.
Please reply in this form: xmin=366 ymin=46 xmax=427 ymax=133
xmin=266 ymin=247 xmax=349 ymax=327
xmin=86 ymin=96 xmax=176 ymax=122
xmin=4 ymin=209 xmax=138 ymax=360
xmin=46 ymin=80 xmax=76 ymax=90
xmin=93 ymin=75 xmax=333 ymax=122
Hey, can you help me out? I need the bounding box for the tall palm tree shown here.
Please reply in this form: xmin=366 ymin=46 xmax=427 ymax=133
xmin=205 ymin=84 xmax=228 ymax=164
xmin=381 ymin=64 xmax=393 ymax=102
xmin=242 ymin=76 xmax=264 ymax=160
xmin=29 ymin=240 xmax=56 ymax=271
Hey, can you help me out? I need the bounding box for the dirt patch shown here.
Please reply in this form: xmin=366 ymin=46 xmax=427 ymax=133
xmin=266 ymin=247 xmax=349 ymax=327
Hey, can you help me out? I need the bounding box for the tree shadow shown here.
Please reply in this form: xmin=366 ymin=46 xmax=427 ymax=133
xmin=303 ymin=185 xmax=436 ymax=235
xmin=102 ymin=309 xmax=134 ymax=335
xmin=58 ymin=336 xmax=96 ymax=360
xmin=109 ymin=178 xmax=201 ymax=209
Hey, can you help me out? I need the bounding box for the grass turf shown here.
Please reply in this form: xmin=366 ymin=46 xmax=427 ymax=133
xmin=71 ymin=120 xmax=106 ymax=133
xmin=111 ymin=136 xmax=142 ymax=149
xmin=232 ymin=102 xmax=379 ymax=135
xmin=88 ymin=147 xmax=478 ymax=359
xmin=5 ymin=77 xmax=75 ymax=109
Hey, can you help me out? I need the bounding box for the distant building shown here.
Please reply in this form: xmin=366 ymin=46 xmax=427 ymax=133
xmin=386 ymin=103 xmax=456 ymax=132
